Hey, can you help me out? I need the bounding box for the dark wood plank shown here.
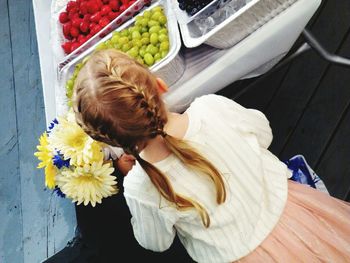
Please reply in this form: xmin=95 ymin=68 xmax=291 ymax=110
xmin=234 ymin=63 xmax=291 ymax=112
xmin=0 ymin=0 xmax=24 ymax=262
xmin=315 ymin=103 xmax=350 ymax=200
xmin=264 ymin=0 xmax=350 ymax=156
xmin=7 ymin=0 xmax=47 ymax=261
xmin=280 ymin=30 xmax=350 ymax=167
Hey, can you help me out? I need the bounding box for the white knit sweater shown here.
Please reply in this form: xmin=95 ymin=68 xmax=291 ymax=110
xmin=123 ymin=94 xmax=291 ymax=263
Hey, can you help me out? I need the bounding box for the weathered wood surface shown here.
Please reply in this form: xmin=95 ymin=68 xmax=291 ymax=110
xmin=0 ymin=0 xmax=76 ymax=262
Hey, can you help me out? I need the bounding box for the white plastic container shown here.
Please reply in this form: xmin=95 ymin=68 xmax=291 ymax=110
xmin=179 ymin=0 xmax=298 ymax=49
xmin=56 ymin=0 xmax=185 ymax=116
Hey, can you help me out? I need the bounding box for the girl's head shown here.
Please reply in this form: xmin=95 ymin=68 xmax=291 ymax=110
xmin=73 ymin=49 xmax=167 ymax=151
xmin=73 ymin=49 xmax=226 ymax=228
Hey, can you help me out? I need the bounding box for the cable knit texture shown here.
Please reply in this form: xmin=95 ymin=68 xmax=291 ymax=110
xmin=123 ymin=94 xmax=290 ymax=263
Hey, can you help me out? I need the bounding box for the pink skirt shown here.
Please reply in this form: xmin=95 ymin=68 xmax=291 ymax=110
xmin=238 ymin=180 xmax=350 ymax=262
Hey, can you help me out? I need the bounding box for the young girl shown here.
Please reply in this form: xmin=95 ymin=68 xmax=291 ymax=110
xmin=72 ymin=49 xmax=350 ymax=262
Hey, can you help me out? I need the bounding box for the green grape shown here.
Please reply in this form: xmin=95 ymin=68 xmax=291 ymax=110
xmin=158 ymin=33 xmax=168 ymax=43
xmin=142 ymin=32 xmax=150 ymax=38
xmin=146 ymin=44 xmax=159 ymax=56
xmin=141 ymin=27 xmax=148 ymax=33
xmin=139 ymin=48 xmax=146 ymax=58
xmin=151 ymin=11 xmax=162 ymax=21
xmin=127 ymin=46 xmax=139 ymax=58
xmin=154 ymin=53 xmax=161 ymax=61
xmin=132 ymin=31 xmax=142 ymax=40
xmin=143 ymin=10 xmax=151 ymax=18
xmin=112 ymin=31 xmax=121 ymax=38
xmin=148 ymin=20 xmax=160 ymax=27
xmin=135 ymin=20 xmax=143 ymax=27
xmin=159 ymin=28 xmax=168 ymax=35
xmin=132 ymin=39 xmax=143 ymax=48
xmin=122 ymin=43 xmax=131 ymax=52
xmin=136 ymin=56 xmax=144 ymax=65
xmin=113 ymin=43 xmax=121 ymax=50
xmin=155 ymin=58 xmax=161 ymax=63
xmin=158 ymin=15 xmax=167 ymax=25
xmin=118 ymin=36 xmax=129 ymax=45
xmin=151 ymin=6 xmax=163 ymax=13
xmin=149 ymin=25 xmax=161 ymax=34
xmin=120 ymin=30 xmax=129 ymax=37
xmin=141 ymin=18 xmax=149 ymax=27
xmin=144 ymin=53 xmax=154 ymax=66
xmin=141 ymin=37 xmax=150 ymax=45
xmin=159 ymin=41 xmax=169 ymax=51
xmin=150 ymin=33 xmax=159 ymax=45
xmin=66 ymin=79 xmax=74 ymax=89
xmin=161 ymin=50 xmax=168 ymax=58
xmin=111 ymin=35 xmax=119 ymax=44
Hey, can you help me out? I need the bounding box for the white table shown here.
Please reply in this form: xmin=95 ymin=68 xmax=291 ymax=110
xmin=32 ymin=0 xmax=321 ymax=261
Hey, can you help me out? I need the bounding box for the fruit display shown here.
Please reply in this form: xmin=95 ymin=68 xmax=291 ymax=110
xmin=59 ymin=0 xmax=144 ymax=55
xmin=95 ymin=5 xmax=169 ymax=66
xmin=65 ymin=5 xmax=170 ymax=102
xmin=177 ymin=0 xmax=213 ymax=16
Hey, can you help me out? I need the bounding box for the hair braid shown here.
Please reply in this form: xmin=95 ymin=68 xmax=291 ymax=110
xmin=73 ymin=49 xmax=226 ymax=228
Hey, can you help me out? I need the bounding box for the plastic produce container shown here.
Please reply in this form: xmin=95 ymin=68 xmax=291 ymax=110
xmin=179 ymin=0 xmax=298 ymax=49
xmin=52 ymin=0 xmax=151 ymax=70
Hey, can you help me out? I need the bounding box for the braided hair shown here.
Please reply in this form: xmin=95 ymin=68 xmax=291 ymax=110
xmin=73 ymin=49 xmax=226 ymax=227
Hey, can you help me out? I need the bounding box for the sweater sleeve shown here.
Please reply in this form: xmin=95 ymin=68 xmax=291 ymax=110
xmin=205 ymin=95 xmax=273 ymax=149
xmin=124 ymin=194 xmax=178 ymax=252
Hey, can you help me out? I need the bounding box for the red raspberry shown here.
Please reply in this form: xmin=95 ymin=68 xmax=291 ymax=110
xmin=99 ymin=16 xmax=110 ymax=27
xmin=66 ymin=1 xmax=78 ymax=12
xmin=89 ymin=22 xmax=97 ymax=30
xmin=107 ymin=11 xmax=119 ymax=20
xmin=77 ymin=34 xmax=87 ymax=44
xmin=94 ymin=0 xmax=103 ymax=8
xmin=87 ymin=1 xmax=99 ymax=14
xmin=79 ymin=2 xmax=88 ymax=15
xmin=90 ymin=24 xmax=102 ymax=35
xmin=63 ymin=22 xmax=72 ymax=37
xmin=59 ymin=12 xmax=69 ymax=23
xmin=121 ymin=0 xmax=129 ymax=5
xmin=80 ymin=21 xmax=90 ymax=33
xmin=70 ymin=42 xmax=80 ymax=52
xmin=102 ymin=0 xmax=109 ymax=4
xmin=71 ymin=17 xmax=82 ymax=28
xmin=109 ymin=0 xmax=119 ymax=11
xmin=90 ymin=11 xmax=102 ymax=23
xmin=61 ymin=42 xmax=72 ymax=54
xmin=100 ymin=5 xmax=111 ymax=16
xmin=70 ymin=27 xmax=80 ymax=37
xmin=83 ymin=14 xmax=91 ymax=22
xmin=119 ymin=4 xmax=127 ymax=12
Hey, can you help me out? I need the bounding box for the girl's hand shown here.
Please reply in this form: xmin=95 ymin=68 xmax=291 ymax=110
xmin=115 ymin=154 xmax=136 ymax=176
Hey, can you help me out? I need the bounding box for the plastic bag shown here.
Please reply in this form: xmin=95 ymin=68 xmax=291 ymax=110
xmin=284 ymin=154 xmax=329 ymax=195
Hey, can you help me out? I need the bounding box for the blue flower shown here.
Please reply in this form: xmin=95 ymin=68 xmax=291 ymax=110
xmin=54 ymin=186 xmax=66 ymax=198
xmin=47 ymin=118 xmax=59 ymax=133
xmin=53 ymin=153 xmax=70 ymax=169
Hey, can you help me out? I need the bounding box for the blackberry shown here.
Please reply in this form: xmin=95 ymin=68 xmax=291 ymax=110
xmin=177 ymin=0 xmax=213 ymax=16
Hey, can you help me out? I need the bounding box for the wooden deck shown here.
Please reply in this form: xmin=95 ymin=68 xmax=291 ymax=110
xmin=1 ymin=0 xmax=349 ymax=262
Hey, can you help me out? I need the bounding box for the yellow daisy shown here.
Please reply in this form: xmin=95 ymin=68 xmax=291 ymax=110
xmin=45 ymin=162 xmax=56 ymax=189
xmin=56 ymin=161 xmax=117 ymax=207
xmin=34 ymin=132 xmax=53 ymax=169
xmin=49 ymin=113 xmax=99 ymax=166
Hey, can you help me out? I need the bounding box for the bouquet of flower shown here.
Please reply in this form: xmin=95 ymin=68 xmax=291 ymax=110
xmin=34 ymin=109 xmax=118 ymax=206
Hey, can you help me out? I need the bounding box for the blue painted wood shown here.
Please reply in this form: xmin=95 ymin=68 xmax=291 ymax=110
xmin=0 ymin=1 xmax=76 ymax=262
xmin=0 ymin=0 xmax=24 ymax=262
